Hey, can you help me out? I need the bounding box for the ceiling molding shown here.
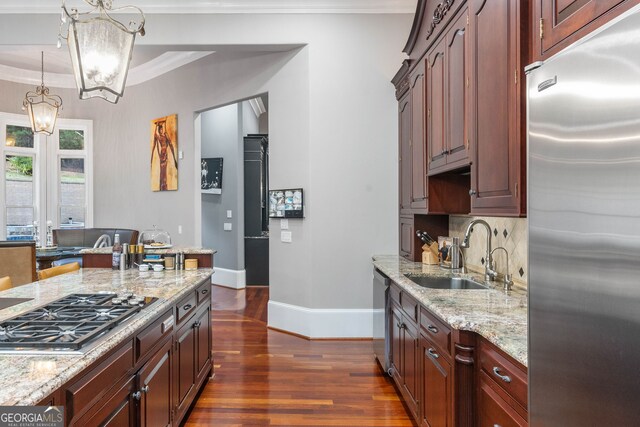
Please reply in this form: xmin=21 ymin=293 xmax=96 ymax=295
xmin=0 ymin=1 xmax=417 ymax=14
xmin=0 ymin=51 xmax=214 ymax=89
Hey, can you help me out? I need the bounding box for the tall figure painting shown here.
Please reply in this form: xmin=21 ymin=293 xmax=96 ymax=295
xmin=150 ymin=114 xmax=178 ymax=191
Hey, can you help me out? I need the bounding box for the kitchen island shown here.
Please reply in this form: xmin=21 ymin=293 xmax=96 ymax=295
xmin=0 ymin=267 xmax=214 ymax=426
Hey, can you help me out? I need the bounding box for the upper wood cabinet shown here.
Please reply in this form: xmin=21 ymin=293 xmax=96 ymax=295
xmin=534 ymin=0 xmax=639 ymax=60
xmin=469 ymin=0 xmax=527 ymax=216
xmin=410 ymin=61 xmax=428 ymax=210
xmin=427 ymin=7 xmax=471 ymax=175
xmin=399 ymin=92 xmax=412 ymax=213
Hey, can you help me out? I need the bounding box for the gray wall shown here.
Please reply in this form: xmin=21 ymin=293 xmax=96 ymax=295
xmin=0 ymin=12 xmax=410 ymax=313
xmin=201 ymin=103 xmax=243 ymax=271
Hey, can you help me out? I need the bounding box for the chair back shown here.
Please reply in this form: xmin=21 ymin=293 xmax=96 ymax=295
xmin=38 ymin=262 xmax=80 ymax=281
xmin=0 ymin=276 xmax=12 ymax=292
xmin=0 ymin=241 xmax=37 ymax=286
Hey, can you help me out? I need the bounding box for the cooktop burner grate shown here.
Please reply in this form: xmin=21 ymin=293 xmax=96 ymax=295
xmin=0 ymin=293 xmax=156 ymax=351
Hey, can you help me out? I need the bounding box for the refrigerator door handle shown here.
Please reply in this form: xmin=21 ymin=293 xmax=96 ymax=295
xmin=537 ymin=76 xmax=557 ymax=92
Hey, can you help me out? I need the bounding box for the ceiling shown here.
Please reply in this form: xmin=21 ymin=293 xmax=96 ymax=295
xmin=0 ymin=0 xmax=417 ymax=14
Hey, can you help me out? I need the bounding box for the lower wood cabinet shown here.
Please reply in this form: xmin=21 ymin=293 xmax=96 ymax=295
xmin=390 ymin=303 xmax=420 ymax=420
xmin=55 ymin=280 xmax=213 ymax=427
xmin=420 ymin=335 xmax=452 ymax=427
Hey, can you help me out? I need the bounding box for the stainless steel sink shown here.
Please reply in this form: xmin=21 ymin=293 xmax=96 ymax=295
xmin=404 ymin=274 xmax=488 ymax=290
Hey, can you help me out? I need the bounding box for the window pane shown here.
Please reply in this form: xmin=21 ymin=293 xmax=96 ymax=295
xmin=59 ymin=129 xmax=84 ymax=150
xmin=5 ymin=155 xmax=33 ymax=206
xmin=60 ymin=158 xmax=85 ymax=206
xmin=60 ymin=206 xmax=85 ymax=227
xmin=5 ymin=125 xmax=34 ymax=148
xmin=6 ymin=207 xmax=34 ymax=241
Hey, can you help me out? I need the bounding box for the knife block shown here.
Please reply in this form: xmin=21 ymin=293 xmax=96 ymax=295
xmin=421 ymin=242 xmax=439 ymax=265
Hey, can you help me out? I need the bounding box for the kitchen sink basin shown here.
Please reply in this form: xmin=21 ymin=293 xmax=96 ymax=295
xmin=404 ymin=274 xmax=488 ymax=290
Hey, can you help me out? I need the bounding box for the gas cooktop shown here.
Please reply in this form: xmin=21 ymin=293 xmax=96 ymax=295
xmin=0 ymin=293 xmax=157 ymax=354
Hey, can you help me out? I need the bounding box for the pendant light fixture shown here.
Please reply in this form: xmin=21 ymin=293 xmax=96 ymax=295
xmin=59 ymin=0 xmax=145 ymax=104
xmin=23 ymin=52 xmax=63 ymax=136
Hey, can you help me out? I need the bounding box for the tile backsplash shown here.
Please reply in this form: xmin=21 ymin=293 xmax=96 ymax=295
xmin=449 ymin=216 xmax=528 ymax=287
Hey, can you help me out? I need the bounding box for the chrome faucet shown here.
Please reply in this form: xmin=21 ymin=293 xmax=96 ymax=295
xmin=94 ymin=234 xmax=112 ymax=248
xmin=490 ymin=246 xmax=514 ymax=291
xmin=460 ymin=219 xmax=496 ymax=281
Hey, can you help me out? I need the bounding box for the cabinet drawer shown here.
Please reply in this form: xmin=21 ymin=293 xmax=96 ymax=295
xmin=196 ymin=281 xmax=211 ymax=305
xmin=420 ymin=306 xmax=452 ymax=357
xmin=400 ymin=290 xmax=419 ymax=324
xmin=66 ymin=341 xmax=133 ymax=420
xmin=176 ymin=292 xmax=197 ymax=324
xmin=135 ymin=309 xmax=174 ymax=361
xmin=479 ymin=373 xmax=527 ymax=427
xmin=479 ymin=340 xmax=528 ymax=410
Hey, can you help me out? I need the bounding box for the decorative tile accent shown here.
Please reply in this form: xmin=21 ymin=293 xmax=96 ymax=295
xmin=449 ymin=215 xmax=528 ymax=287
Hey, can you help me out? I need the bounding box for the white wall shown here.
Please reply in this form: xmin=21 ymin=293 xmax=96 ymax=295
xmin=0 ymin=12 xmax=411 ymax=336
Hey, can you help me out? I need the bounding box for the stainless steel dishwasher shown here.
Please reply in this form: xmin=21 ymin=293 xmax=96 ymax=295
xmin=372 ymin=267 xmax=390 ymax=374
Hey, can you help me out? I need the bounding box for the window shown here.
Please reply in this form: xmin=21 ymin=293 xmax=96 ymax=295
xmin=0 ymin=113 xmax=93 ymax=245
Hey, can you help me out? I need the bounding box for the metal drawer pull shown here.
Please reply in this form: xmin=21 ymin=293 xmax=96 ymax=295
xmin=183 ymin=304 xmax=193 ymax=311
xmin=427 ymin=325 xmax=439 ymax=334
xmin=201 ymin=289 xmax=209 ymax=294
xmin=142 ymin=385 xmax=149 ymax=393
xmin=193 ymin=320 xmax=202 ymax=328
xmin=493 ymin=367 xmax=512 ymax=383
xmin=494 ymin=425 xmax=502 ymax=427
xmin=427 ymin=348 xmax=439 ymax=359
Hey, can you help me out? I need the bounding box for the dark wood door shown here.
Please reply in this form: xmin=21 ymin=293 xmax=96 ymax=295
xmin=445 ymin=8 xmax=471 ymax=168
xmin=399 ymin=216 xmax=414 ymax=260
xmin=175 ymin=320 xmax=196 ymax=413
xmin=399 ymin=92 xmax=413 ymax=212
xmin=421 ymin=337 xmax=453 ymax=427
xmin=427 ymin=38 xmax=447 ymax=172
xmin=195 ymin=305 xmax=212 ymax=380
xmin=540 ymin=0 xmax=626 ymax=53
xmin=138 ymin=339 xmax=172 ymax=427
xmin=73 ymin=376 xmax=136 ymax=427
xmin=478 ymin=374 xmax=527 ymax=427
xmin=470 ymin=0 xmax=522 ymax=215
xmin=401 ymin=318 xmax=420 ymax=419
xmin=390 ymin=305 xmax=403 ymax=383
xmin=410 ymin=61 xmax=428 ymax=210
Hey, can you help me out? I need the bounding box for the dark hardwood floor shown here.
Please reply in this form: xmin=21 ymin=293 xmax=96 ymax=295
xmin=184 ymin=285 xmax=414 ymax=426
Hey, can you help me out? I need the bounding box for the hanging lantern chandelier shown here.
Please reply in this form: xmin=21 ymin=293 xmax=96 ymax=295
xmin=59 ymin=0 xmax=146 ymax=104
xmin=23 ymin=52 xmax=63 ymax=136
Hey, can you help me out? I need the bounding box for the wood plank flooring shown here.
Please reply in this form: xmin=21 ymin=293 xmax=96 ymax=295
xmin=184 ymin=285 xmax=415 ymax=426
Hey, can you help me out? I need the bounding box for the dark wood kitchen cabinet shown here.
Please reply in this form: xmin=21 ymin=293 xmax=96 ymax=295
xmin=533 ymin=0 xmax=640 ymax=60
xmin=420 ymin=335 xmax=453 ymax=427
xmin=399 ymin=90 xmax=413 ymax=213
xmin=427 ymin=7 xmax=471 ymax=175
xmin=137 ymin=339 xmax=173 ymax=427
xmin=399 ymin=216 xmax=414 ymax=260
xmin=410 ymin=61 xmax=428 ymax=210
xmin=469 ymin=0 xmax=527 ymax=216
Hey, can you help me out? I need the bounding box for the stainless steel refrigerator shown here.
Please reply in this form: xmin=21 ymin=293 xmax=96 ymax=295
xmin=527 ymin=5 xmax=640 ymax=426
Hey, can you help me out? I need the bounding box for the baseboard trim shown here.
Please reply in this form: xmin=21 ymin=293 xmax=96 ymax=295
xmin=212 ymin=267 xmax=246 ymax=289
xmin=267 ymin=300 xmax=375 ymax=338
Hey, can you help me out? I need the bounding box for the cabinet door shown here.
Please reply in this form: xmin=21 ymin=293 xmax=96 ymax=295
xmin=174 ymin=321 xmax=196 ymax=413
xmin=470 ymin=0 xmax=522 ymax=215
xmin=427 ymin=38 xmax=447 ymax=172
xmin=540 ymin=0 xmax=626 ymax=53
xmin=138 ymin=339 xmax=172 ymax=427
xmin=401 ymin=319 xmax=420 ymax=419
xmin=478 ymin=374 xmax=527 ymax=427
xmin=399 ymin=216 xmax=414 ymax=260
xmin=445 ymin=8 xmax=471 ymax=167
xmin=399 ymin=92 xmax=413 ymax=212
xmin=421 ymin=338 xmax=453 ymax=427
xmin=410 ymin=61 xmax=428 ymax=209
xmin=195 ymin=305 xmax=212 ymax=380
xmin=390 ymin=305 xmax=403 ymax=382
xmin=73 ymin=376 xmax=136 ymax=427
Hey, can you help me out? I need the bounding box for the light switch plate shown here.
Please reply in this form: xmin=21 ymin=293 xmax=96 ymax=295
xmin=280 ymin=219 xmax=289 ymax=230
xmin=178 ymin=150 xmax=184 ymax=159
xmin=227 ymin=210 xmax=233 ymax=218
xmin=280 ymin=231 xmax=292 ymax=243
xmin=178 ymin=225 xmax=182 ymax=234
xmin=224 ymin=223 xmax=232 ymax=231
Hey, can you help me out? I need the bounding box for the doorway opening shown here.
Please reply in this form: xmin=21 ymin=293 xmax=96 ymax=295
xmin=197 ymin=95 xmax=269 ymax=288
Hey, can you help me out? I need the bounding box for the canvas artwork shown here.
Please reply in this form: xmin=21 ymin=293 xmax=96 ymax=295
xmin=201 ymin=158 xmax=224 ymax=194
xmin=150 ymin=114 xmax=178 ymax=191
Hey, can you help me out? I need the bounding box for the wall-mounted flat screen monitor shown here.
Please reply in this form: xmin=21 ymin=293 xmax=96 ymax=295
xmin=269 ymin=188 xmax=304 ymax=218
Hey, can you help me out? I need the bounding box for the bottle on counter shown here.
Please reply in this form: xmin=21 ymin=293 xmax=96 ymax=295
xmin=120 ymin=243 xmax=130 ymax=271
xmin=112 ymin=234 xmax=122 ymax=270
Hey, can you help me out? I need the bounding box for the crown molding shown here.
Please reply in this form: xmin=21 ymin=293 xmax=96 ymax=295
xmin=0 ymin=1 xmax=416 ymax=14
xmin=0 ymin=51 xmax=213 ymax=89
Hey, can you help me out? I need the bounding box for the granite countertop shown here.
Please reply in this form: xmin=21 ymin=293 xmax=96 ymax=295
xmin=0 ymin=268 xmax=213 ymax=406
xmin=373 ymin=255 xmax=527 ymax=367
xmin=80 ymin=246 xmax=216 ymax=255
